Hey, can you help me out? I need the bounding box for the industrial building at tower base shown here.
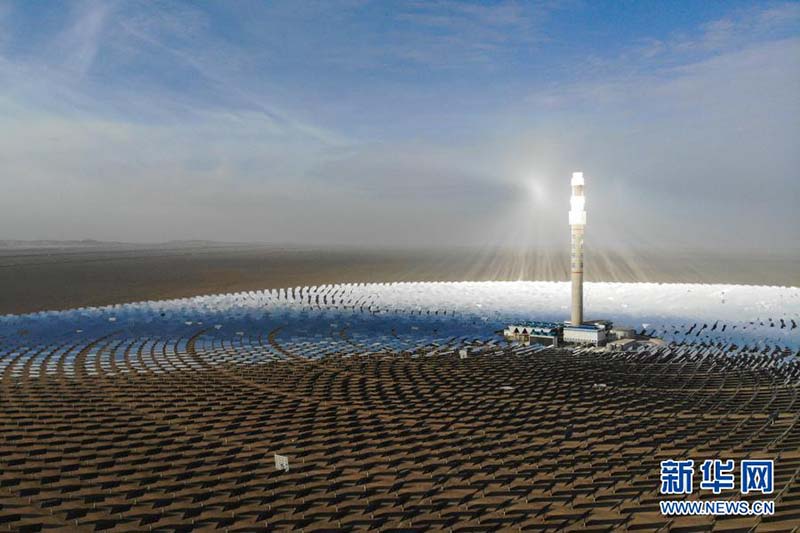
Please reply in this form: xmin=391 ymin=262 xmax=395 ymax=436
xmin=503 ymin=320 xmax=648 ymax=348
xmin=504 ymin=171 xmax=657 ymax=348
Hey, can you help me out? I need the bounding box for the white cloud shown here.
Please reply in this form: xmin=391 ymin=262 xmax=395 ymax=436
xmin=0 ymin=1 xmax=797 ymax=252
xmin=513 ymin=34 xmax=800 ymax=252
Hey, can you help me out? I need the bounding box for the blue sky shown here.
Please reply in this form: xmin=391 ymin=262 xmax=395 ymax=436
xmin=1 ymin=1 xmax=798 ymax=251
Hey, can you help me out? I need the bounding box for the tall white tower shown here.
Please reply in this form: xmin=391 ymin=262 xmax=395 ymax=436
xmin=569 ymin=171 xmax=586 ymax=325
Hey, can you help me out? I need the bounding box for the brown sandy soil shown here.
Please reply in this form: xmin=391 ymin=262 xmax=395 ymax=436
xmin=1 ymin=243 xmax=797 ymax=315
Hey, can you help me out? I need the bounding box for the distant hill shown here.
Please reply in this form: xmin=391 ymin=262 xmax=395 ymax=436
xmin=0 ymin=239 xmax=118 ymax=249
xmin=0 ymin=239 xmax=245 ymax=250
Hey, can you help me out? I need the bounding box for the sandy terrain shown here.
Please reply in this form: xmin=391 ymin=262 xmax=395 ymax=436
xmin=1 ymin=242 xmax=796 ymax=315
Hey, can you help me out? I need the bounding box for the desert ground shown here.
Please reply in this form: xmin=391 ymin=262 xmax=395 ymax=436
xmin=1 ymin=241 xmax=796 ymax=315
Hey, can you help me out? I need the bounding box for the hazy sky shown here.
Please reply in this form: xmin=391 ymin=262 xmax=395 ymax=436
xmin=1 ymin=1 xmax=798 ymax=252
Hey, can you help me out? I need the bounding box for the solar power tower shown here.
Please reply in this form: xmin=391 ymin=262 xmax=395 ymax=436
xmin=569 ymin=171 xmax=586 ymax=326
